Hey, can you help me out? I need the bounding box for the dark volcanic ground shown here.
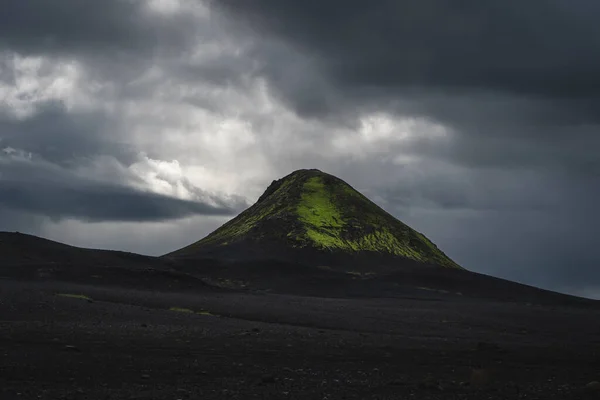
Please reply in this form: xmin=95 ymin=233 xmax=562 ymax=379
xmin=2 ymin=276 xmax=600 ymax=400
xmin=2 ymin=232 xmax=600 ymax=399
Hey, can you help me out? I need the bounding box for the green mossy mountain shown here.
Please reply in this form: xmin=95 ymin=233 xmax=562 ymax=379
xmin=168 ymin=169 xmax=461 ymax=269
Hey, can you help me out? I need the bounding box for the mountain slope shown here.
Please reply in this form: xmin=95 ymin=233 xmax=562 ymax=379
xmin=167 ymin=169 xmax=460 ymax=269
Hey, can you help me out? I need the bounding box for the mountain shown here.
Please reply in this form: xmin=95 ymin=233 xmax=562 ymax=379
xmin=166 ymin=169 xmax=461 ymax=270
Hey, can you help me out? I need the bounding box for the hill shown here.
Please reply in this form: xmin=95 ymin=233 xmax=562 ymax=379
xmin=0 ymin=231 xmax=159 ymax=267
xmin=166 ymin=169 xmax=460 ymax=270
xmin=0 ymin=232 xmax=212 ymax=291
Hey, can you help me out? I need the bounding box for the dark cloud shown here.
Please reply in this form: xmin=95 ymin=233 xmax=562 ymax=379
xmin=0 ymin=102 xmax=135 ymax=166
xmin=0 ymin=54 xmax=17 ymax=84
xmin=219 ymin=0 xmax=600 ymax=98
xmin=389 ymin=93 xmax=600 ymax=174
xmin=217 ymin=0 xmax=600 ymax=166
xmin=0 ymin=178 xmax=235 ymax=222
xmin=0 ymin=158 xmax=242 ymax=222
xmin=1 ymin=0 xmax=146 ymax=54
xmin=0 ymin=0 xmax=189 ymax=56
xmin=0 ymin=208 xmax=46 ymax=233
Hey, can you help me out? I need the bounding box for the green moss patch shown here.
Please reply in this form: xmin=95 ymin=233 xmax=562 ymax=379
xmin=169 ymin=307 xmax=216 ymax=316
xmin=56 ymin=293 xmax=93 ymax=301
xmin=169 ymin=307 xmax=195 ymax=313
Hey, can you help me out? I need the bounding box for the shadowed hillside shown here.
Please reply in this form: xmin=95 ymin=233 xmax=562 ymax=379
xmin=0 ymin=232 xmax=214 ymax=292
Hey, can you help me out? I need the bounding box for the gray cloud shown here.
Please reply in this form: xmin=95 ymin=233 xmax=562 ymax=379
xmin=218 ymin=0 xmax=600 ymax=98
xmin=0 ymin=155 xmax=242 ymax=222
xmin=0 ymin=102 xmax=246 ymax=222
xmin=0 ymin=1 xmax=252 ymax=233
xmin=0 ymin=0 xmax=185 ymax=56
xmin=0 ymin=179 xmax=233 ymax=222
xmin=0 ymin=102 xmax=135 ymax=166
xmin=217 ymin=0 xmax=600 ymax=175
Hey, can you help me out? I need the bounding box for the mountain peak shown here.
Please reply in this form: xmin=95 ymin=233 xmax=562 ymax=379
xmin=256 ymin=168 xmax=330 ymax=204
xmin=168 ymin=169 xmax=460 ymax=269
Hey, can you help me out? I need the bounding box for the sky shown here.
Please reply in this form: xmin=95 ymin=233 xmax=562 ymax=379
xmin=1 ymin=0 xmax=599 ymax=298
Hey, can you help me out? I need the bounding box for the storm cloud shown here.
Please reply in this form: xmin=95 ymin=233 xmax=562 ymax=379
xmin=0 ymin=146 xmax=244 ymax=222
xmin=0 ymin=0 xmax=598 ymax=297
xmin=218 ymin=1 xmax=600 ymax=99
xmin=0 ymin=102 xmax=133 ymax=166
xmin=0 ymin=0 xmax=200 ymax=56
xmin=216 ymin=0 xmax=600 ymax=173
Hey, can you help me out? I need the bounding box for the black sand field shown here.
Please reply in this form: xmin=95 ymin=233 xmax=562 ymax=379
xmin=2 ymin=277 xmax=600 ymax=400
xmin=2 ymin=233 xmax=600 ymax=399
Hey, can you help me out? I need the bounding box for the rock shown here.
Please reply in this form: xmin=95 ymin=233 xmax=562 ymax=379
xmin=64 ymin=345 xmax=81 ymax=352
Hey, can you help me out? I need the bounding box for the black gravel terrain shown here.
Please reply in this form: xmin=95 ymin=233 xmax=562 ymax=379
xmin=2 ymin=277 xmax=600 ymax=400
xmin=2 ymin=232 xmax=600 ymax=399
